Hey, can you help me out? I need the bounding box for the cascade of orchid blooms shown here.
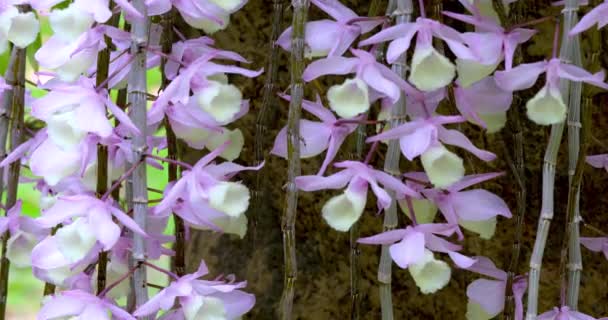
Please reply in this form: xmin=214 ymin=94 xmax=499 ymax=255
xmin=0 ymin=0 xmax=606 ymax=319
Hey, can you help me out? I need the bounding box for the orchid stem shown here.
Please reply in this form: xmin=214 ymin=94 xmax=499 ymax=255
xmin=526 ymin=1 xmax=579 ymax=318
xmin=378 ymin=1 xmax=412 ymax=319
xmin=101 ymin=158 xmax=144 ymax=201
xmin=95 ymin=2 xmax=120 ymax=295
xmin=0 ymin=26 xmax=28 ymax=319
xmin=142 ymin=261 xmax=179 ymax=280
xmin=253 ymin=0 xmax=285 ymax=249
xmin=279 ymin=0 xmax=309 ymax=318
xmin=417 ymin=0 xmax=426 ymax=18
xmin=127 ymin=0 xmax=150 ymax=315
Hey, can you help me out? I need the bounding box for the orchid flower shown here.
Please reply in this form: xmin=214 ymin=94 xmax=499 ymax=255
xmin=538 ymin=306 xmax=597 ymax=320
xmin=454 ymin=76 xmax=513 ymax=133
xmin=149 ymin=53 xmax=262 ymax=129
xmin=464 ymin=256 xmax=527 ymax=320
xmin=580 ymin=237 xmax=608 ymax=260
xmin=416 ymin=172 xmax=512 ymax=239
xmin=570 ymin=0 xmax=608 ymax=35
xmin=277 ymin=0 xmax=383 ymax=58
xmin=367 ymin=113 xmax=495 ymax=188
xmin=443 ymin=0 xmax=536 ymax=84
xmin=0 ymin=3 xmax=39 ymax=52
xmin=0 ymin=201 xmax=48 ymax=268
xmin=31 ymin=77 xmax=139 ymax=149
xmin=271 ymin=94 xmax=359 ymax=175
xmin=295 ymin=160 xmax=420 ymax=231
xmin=495 ymin=58 xmax=608 ymax=125
xmin=38 ymin=290 xmax=135 ymax=320
xmin=134 ymin=261 xmax=255 ymax=319
xmin=359 ymin=16 xmax=477 ymax=91
xmin=358 ymin=223 xmax=476 ymax=293
xmin=586 ymin=154 xmax=608 ymax=172
xmin=154 ymin=143 xmax=262 ymax=230
xmin=302 ymin=48 xmax=420 ymax=118
xmin=173 ymin=0 xmax=247 ymax=34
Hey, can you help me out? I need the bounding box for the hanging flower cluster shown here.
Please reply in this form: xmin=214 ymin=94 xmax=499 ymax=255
xmin=0 ymin=0 xmax=260 ymax=318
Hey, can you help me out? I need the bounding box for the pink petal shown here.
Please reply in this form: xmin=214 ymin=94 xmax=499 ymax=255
xmin=586 ymin=154 xmax=608 ymax=169
xmin=452 ymin=189 xmax=512 ymax=221
xmin=389 ymin=230 xmax=425 ymax=268
xmin=465 ymin=256 xmax=507 ymax=280
xmin=494 ymin=61 xmax=547 ymax=91
xmin=438 ymin=127 xmax=496 ymax=161
xmin=270 ymin=120 xmax=332 ymax=159
xmin=467 ymin=278 xmax=506 ymax=316
xmin=580 ymin=237 xmax=607 ymax=252
xmin=448 ymin=172 xmax=504 ymax=192
xmin=311 ymin=0 xmax=357 ymax=21
xmin=302 ymin=56 xmax=358 ymax=82
xmin=357 ymin=229 xmax=408 ymax=245
xmin=295 ymin=169 xmax=353 ymax=192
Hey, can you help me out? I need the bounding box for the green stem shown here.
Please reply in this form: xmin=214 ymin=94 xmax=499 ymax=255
xmin=279 ymin=1 xmax=309 ymax=319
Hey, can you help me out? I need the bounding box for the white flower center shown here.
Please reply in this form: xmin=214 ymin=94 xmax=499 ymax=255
xmin=408 ymin=249 xmax=451 ymax=294
xmin=321 ymin=188 xmax=367 ymax=232
xmin=208 ymin=181 xmax=251 ymax=218
xmin=49 ymin=3 xmax=94 ymax=43
xmin=409 ymin=46 xmax=456 ymax=92
xmin=196 ymin=81 xmax=243 ymax=123
xmin=420 ymin=144 xmax=465 ymax=188
xmin=55 ymin=218 xmax=97 ymax=263
xmin=327 ymin=77 xmax=370 ymax=119
xmin=525 ymin=85 xmax=567 ymax=125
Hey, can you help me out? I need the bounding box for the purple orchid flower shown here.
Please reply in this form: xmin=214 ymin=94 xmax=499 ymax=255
xmin=444 ymin=1 xmax=536 ymax=75
xmin=464 ymin=256 xmax=527 ymax=320
xmin=586 ymin=154 xmax=608 ymax=172
xmin=418 ymin=172 xmax=512 ymax=239
xmin=570 ymin=0 xmax=608 ymax=35
xmin=154 ymin=143 xmax=262 ymax=230
xmin=295 ymin=160 xmax=420 ymax=231
xmin=277 ymin=0 xmax=383 ymax=58
xmin=38 ymin=289 xmax=135 ymax=320
xmin=538 ymin=306 xmax=597 ymax=320
xmin=149 ymin=53 xmax=262 ymax=129
xmin=580 ymin=237 xmax=608 ymax=260
xmin=454 ymin=76 xmax=513 ymax=132
xmin=172 ymin=0 xmax=247 ymax=34
xmin=367 ymin=114 xmax=495 ymax=162
xmin=359 ymin=16 xmax=476 ymax=91
xmin=0 ymin=201 xmax=49 ymax=268
xmin=271 ymin=94 xmax=359 ymax=175
xmin=358 ymin=223 xmax=476 ymax=268
xmin=302 ymin=48 xmax=421 ymax=118
xmin=495 ymin=58 xmax=608 ymax=125
xmin=134 ymin=260 xmax=255 ymax=319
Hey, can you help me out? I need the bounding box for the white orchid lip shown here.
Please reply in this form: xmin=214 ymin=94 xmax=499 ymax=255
xmin=183 ymin=13 xmax=230 ymax=35
xmin=420 ymin=144 xmax=465 ymax=188
xmin=3 ymin=10 xmax=40 ymax=49
xmin=55 ymin=49 xmax=97 ymax=82
xmin=456 ymin=59 xmax=499 ymax=88
xmin=321 ymin=188 xmax=366 ymax=232
xmin=526 ymin=85 xmax=567 ymax=125
xmin=206 ymin=128 xmax=244 ymax=161
xmin=46 ymin=106 xmax=87 ymax=150
xmin=208 ymin=181 xmax=251 ymax=218
xmin=7 ymin=231 xmax=38 ymax=268
xmin=196 ymin=80 xmax=243 ymax=123
xmin=459 ymin=217 xmax=497 ymax=240
xmin=466 ymin=300 xmax=496 ymax=320
xmin=398 ymin=198 xmax=437 ymax=224
xmin=49 ymin=3 xmax=94 ymax=43
xmin=183 ymin=295 xmax=227 ymax=320
xmin=55 ymin=218 xmax=97 ymax=263
xmin=409 ymin=46 xmax=456 ymax=92
xmin=478 ymin=111 xmax=507 ymax=134
xmin=408 ymin=249 xmax=451 ymax=294
xmin=327 ymin=77 xmax=370 ymax=119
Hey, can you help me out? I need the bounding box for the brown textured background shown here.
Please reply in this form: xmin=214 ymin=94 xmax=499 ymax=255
xmin=181 ymin=1 xmax=608 ymax=318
